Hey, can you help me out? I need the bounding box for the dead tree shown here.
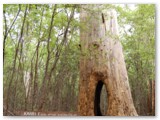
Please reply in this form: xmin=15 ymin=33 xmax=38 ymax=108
xmin=78 ymin=5 xmax=138 ymax=116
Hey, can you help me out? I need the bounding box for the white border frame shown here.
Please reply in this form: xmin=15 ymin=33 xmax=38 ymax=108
xmin=0 ymin=0 xmax=159 ymax=120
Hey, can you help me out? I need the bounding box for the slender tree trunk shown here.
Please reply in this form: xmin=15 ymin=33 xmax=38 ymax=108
xmin=5 ymin=5 xmax=28 ymax=114
xmin=32 ymin=7 xmax=44 ymax=110
xmin=78 ymin=5 xmax=138 ymax=116
xmin=38 ymin=5 xmax=57 ymax=110
xmin=147 ymin=80 xmax=152 ymax=115
xmin=147 ymin=79 xmax=155 ymax=115
xmin=152 ymin=80 xmax=155 ymax=115
xmin=3 ymin=5 xmax=21 ymax=63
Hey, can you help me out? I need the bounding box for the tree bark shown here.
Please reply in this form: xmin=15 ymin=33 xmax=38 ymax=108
xmin=152 ymin=80 xmax=155 ymax=115
xmin=147 ymin=79 xmax=155 ymax=115
xmin=78 ymin=5 xmax=138 ymax=116
xmin=3 ymin=5 xmax=21 ymax=63
xmin=5 ymin=5 xmax=28 ymax=114
xmin=38 ymin=5 xmax=57 ymax=110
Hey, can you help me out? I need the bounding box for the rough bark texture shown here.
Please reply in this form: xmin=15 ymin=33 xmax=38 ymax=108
xmin=78 ymin=5 xmax=138 ymax=116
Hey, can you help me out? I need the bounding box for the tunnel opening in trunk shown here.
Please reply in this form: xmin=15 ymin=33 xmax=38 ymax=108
xmin=94 ymin=80 xmax=108 ymax=116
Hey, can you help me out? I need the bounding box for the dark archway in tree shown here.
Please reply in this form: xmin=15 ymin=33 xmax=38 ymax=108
xmin=94 ymin=81 xmax=107 ymax=116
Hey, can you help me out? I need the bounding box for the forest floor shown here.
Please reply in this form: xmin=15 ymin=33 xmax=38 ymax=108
xmin=4 ymin=110 xmax=77 ymax=116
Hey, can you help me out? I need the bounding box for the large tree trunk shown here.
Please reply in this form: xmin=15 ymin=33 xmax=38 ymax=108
xmin=78 ymin=5 xmax=138 ymax=116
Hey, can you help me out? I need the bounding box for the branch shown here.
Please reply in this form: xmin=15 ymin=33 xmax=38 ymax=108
xmin=3 ymin=106 xmax=15 ymax=116
xmin=4 ymin=4 xmax=21 ymax=41
xmin=47 ymin=4 xmax=57 ymax=53
xmin=48 ymin=5 xmax=76 ymax=80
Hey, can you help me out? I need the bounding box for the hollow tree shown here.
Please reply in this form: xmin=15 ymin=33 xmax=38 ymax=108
xmin=78 ymin=5 xmax=138 ymax=116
